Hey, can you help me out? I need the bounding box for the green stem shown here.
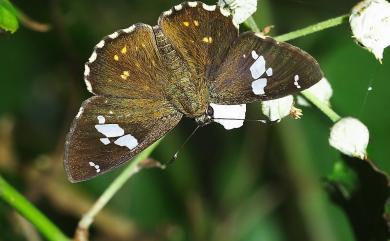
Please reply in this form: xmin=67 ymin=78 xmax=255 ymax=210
xmin=0 ymin=175 xmax=70 ymax=241
xmin=274 ymin=14 xmax=349 ymax=42
xmin=301 ymin=91 xmax=341 ymax=122
xmin=78 ymin=139 xmax=162 ymax=231
xmin=244 ymin=16 xmax=261 ymax=33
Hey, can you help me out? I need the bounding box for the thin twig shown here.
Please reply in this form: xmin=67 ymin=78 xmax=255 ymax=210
xmin=301 ymin=91 xmax=341 ymax=122
xmin=14 ymin=7 xmax=51 ymax=32
xmin=274 ymin=14 xmax=350 ymax=42
xmin=244 ymin=16 xmax=261 ymax=33
xmin=0 ymin=175 xmax=70 ymax=241
xmin=75 ymin=140 xmax=163 ymax=240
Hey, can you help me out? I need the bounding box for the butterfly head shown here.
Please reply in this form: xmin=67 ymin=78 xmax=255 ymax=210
xmin=194 ymin=105 xmax=214 ymax=126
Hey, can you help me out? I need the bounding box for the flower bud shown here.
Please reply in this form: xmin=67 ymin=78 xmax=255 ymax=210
xmin=261 ymin=95 xmax=294 ymax=122
xmin=218 ymin=0 xmax=257 ymax=25
xmin=350 ymin=0 xmax=390 ymax=61
xmin=329 ymin=117 xmax=369 ymax=159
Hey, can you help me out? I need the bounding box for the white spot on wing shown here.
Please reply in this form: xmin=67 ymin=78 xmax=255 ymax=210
xmin=95 ymin=124 xmax=124 ymax=138
xmin=163 ymin=9 xmax=173 ymax=15
xmin=188 ymin=1 xmax=198 ymax=7
xmin=266 ymin=68 xmax=273 ymax=76
xmin=100 ymin=138 xmax=110 ymax=145
xmin=123 ymin=25 xmax=135 ymax=33
xmin=76 ymin=107 xmax=84 ymax=118
xmin=97 ymin=115 xmax=105 ymax=124
xmin=211 ymin=103 xmax=246 ymax=130
xmin=251 ymin=78 xmax=267 ymax=95
xmin=109 ymin=32 xmax=119 ymax=39
xmin=251 ymin=50 xmax=259 ymax=59
xmin=89 ymin=161 xmax=101 ymax=173
xmin=294 ymin=74 xmax=301 ymax=89
xmin=85 ymin=79 xmax=93 ymax=93
xmin=249 ymin=56 xmax=266 ymax=79
xmin=96 ymin=40 xmax=105 ymax=48
xmin=220 ymin=8 xmax=231 ymax=16
xmin=202 ymin=3 xmax=216 ymax=11
xmin=114 ymin=134 xmax=138 ymax=150
xmin=84 ymin=65 xmax=90 ymax=76
xmin=89 ymin=51 xmax=97 ymax=62
xmin=174 ymin=4 xmax=183 ymax=10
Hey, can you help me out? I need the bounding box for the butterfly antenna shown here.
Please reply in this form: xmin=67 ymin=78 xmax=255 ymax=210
xmin=163 ymin=125 xmax=201 ymax=167
xmin=212 ymin=117 xmax=278 ymax=124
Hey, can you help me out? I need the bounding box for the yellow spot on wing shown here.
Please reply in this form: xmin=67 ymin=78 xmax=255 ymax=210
xmin=114 ymin=54 xmax=119 ymax=61
xmin=202 ymin=36 xmax=213 ymax=44
xmin=120 ymin=71 xmax=130 ymax=80
xmin=194 ymin=20 xmax=199 ymax=26
xmin=121 ymin=46 xmax=127 ymax=54
xmin=183 ymin=21 xmax=190 ymax=27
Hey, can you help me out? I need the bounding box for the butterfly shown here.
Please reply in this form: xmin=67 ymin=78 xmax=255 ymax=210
xmin=64 ymin=1 xmax=323 ymax=182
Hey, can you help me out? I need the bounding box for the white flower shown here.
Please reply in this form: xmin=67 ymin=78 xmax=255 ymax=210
xmin=297 ymin=77 xmax=333 ymax=107
xmin=210 ymin=103 xmax=246 ymax=130
xmin=329 ymin=117 xmax=369 ymax=159
xmin=218 ymin=0 xmax=257 ymax=25
xmin=261 ymin=95 xmax=294 ymax=122
xmin=350 ymin=0 xmax=390 ymax=61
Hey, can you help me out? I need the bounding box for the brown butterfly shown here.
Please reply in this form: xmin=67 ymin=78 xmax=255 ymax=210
xmin=64 ymin=1 xmax=323 ymax=182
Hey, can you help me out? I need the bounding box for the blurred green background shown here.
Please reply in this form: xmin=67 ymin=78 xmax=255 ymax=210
xmin=1 ymin=0 xmax=389 ymax=240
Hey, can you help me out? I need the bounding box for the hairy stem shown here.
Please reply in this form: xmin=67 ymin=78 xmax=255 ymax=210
xmin=0 ymin=175 xmax=70 ymax=241
xmin=274 ymin=14 xmax=350 ymax=42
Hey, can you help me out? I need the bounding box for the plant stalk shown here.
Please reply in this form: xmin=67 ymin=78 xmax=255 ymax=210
xmin=0 ymin=175 xmax=70 ymax=241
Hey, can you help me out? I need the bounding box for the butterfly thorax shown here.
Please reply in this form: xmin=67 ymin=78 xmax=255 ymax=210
xmin=153 ymin=26 xmax=208 ymax=118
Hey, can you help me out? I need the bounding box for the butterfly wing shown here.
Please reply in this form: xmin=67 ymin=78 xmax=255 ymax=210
xmin=209 ymin=32 xmax=323 ymax=104
xmin=65 ymin=96 xmax=182 ymax=182
xmin=66 ymin=24 xmax=183 ymax=182
xmin=84 ymin=23 xmax=168 ymax=99
xmin=158 ymin=2 xmax=238 ymax=83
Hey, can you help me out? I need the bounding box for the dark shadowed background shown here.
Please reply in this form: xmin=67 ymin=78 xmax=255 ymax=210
xmin=1 ymin=0 xmax=389 ymax=240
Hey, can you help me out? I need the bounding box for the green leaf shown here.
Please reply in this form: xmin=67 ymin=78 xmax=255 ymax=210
xmin=327 ymin=160 xmax=359 ymax=199
xmin=0 ymin=0 xmax=19 ymax=33
xmin=325 ymin=155 xmax=390 ymax=241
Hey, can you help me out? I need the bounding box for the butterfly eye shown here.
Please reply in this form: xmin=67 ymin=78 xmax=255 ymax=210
xmin=207 ymin=105 xmax=214 ymax=117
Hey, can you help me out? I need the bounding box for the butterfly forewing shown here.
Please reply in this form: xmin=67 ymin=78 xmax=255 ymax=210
xmin=209 ymin=32 xmax=323 ymax=104
xmin=65 ymin=97 xmax=182 ymax=182
xmin=158 ymin=2 xmax=238 ymax=82
xmin=84 ymin=23 xmax=168 ymax=99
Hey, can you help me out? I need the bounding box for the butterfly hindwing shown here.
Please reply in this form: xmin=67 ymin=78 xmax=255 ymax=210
xmin=64 ymin=96 xmax=182 ymax=182
xmin=84 ymin=23 xmax=168 ymax=99
xmin=158 ymin=1 xmax=238 ymax=82
xmin=209 ymin=32 xmax=323 ymax=104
